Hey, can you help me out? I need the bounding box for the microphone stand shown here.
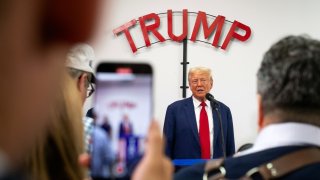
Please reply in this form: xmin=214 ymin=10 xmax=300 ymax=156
xmin=210 ymin=101 xmax=226 ymax=158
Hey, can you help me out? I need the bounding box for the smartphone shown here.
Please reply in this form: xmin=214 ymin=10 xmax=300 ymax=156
xmin=91 ymin=62 xmax=153 ymax=178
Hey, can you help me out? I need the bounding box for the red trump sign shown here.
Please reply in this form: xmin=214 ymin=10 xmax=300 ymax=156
xmin=113 ymin=9 xmax=252 ymax=53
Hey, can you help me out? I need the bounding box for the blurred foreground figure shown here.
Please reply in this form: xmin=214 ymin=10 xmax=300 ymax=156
xmin=66 ymin=43 xmax=96 ymax=104
xmin=66 ymin=43 xmax=96 ymax=153
xmin=175 ymin=35 xmax=320 ymax=179
xmin=0 ymin=0 xmax=100 ymax=177
xmin=0 ymin=0 xmax=174 ymax=179
xmin=25 ymin=73 xmax=85 ymax=180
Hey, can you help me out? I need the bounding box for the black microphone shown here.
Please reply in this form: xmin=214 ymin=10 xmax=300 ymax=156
xmin=205 ymin=93 xmax=220 ymax=108
xmin=205 ymin=93 xmax=226 ymax=158
xmin=205 ymin=93 xmax=214 ymax=101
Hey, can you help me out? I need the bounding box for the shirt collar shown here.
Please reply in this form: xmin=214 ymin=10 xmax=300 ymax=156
xmin=192 ymin=96 xmax=211 ymax=108
xmin=237 ymin=122 xmax=320 ymax=156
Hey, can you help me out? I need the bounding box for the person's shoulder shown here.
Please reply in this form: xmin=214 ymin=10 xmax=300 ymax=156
xmin=223 ymin=146 xmax=319 ymax=179
xmin=216 ymin=100 xmax=230 ymax=111
xmin=168 ymin=97 xmax=192 ymax=108
xmin=94 ymin=127 xmax=109 ymax=139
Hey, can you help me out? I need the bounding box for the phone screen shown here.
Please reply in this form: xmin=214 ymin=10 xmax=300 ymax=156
xmin=91 ymin=62 xmax=152 ymax=178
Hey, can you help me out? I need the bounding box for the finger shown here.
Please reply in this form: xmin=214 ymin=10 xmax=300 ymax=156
xmin=146 ymin=120 xmax=163 ymax=157
xmin=163 ymin=157 xmax=174 ymax=175
xmin=162 ymin=157 xmax=174 ymax=180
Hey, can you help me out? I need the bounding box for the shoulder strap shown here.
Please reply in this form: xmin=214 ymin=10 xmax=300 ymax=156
xmin=203 ymin=158 xmax=226 ymax=180
xmin=244 ymin=147 xmax=320 ymax=179
xmin=203 ymin=147 xmax=320 ymax=180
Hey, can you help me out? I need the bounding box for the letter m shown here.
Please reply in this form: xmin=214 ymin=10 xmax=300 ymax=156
xmin=191 ymin=11 xmax=225 ymax=47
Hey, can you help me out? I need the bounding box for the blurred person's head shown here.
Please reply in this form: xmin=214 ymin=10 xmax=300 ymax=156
xmin=123 ymin=114 xmax=130 ymax=122
xmin=26 ymin=73 xmax=84 ymax=180
xmin=257 ymin=35 xmax=320 ymax=129
xmin=0 ymin=0 xmax=101 ymax=169
xmin=188 ymin=67 xmax=213 ymax=102
xmin=67 ymin=43 xmax=96 ymax=104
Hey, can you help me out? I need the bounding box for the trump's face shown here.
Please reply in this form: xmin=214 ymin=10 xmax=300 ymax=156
xmin=188 ymin=71 xmax=213 ymax=102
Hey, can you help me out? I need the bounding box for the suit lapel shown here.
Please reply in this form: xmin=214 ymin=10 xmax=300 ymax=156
xmin=184 ymin=97 xmax=200 ymax=148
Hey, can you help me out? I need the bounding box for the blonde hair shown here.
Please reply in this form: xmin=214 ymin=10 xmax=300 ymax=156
xmin=188 ymin=66 xmax=213 ymax=82
xmin=26 ymin=72 xmax=84 ymax=180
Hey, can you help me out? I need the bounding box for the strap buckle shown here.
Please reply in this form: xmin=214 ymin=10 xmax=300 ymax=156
xmin=203 ymin=158 xmax=226 ymax=180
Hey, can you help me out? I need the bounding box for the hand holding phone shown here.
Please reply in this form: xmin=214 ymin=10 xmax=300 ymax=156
xmin=132 ymin=121 xmax=173 ymax=180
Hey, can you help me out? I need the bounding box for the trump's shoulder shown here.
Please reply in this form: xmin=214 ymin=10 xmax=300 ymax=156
xmin=169 ymin=97 xmax=192 ymax=106
xmin=167 ymin=97 xmax=192 ymax=108
xmin=216 ymin=100 xmax=230 ymax=111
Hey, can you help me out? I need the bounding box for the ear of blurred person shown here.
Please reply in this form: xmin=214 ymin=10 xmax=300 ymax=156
xmin=78 ymin=73 xmax=90 ymax=103
xmin=257 ymin=95 xmax=264 ymax=130
xmin=0 ymin=0 xmax=102 ymax=174
xmin=25 ymin=72 xmax=85 ymax=180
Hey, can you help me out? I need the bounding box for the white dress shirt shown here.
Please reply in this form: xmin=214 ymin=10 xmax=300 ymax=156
xmin=236 ymin=122 xmax=320 ymax=157
xmin=192 ymin=96 xmax=214 ymax=158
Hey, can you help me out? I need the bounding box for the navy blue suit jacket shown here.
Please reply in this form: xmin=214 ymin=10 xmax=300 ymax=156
xmin=174 ymin=146 xmax=320 ymax=179
xmin=163 ymin=97 xmax=235 ymax=159
xmin=119 ymin=122 xmax=133 ymax=138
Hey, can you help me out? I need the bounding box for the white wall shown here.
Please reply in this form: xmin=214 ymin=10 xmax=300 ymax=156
xmin=84 ymin=0 xmax=320 ymax=149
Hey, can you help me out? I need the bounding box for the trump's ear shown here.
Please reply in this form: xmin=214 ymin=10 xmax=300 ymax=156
xmin=41 ymin=0 xmax=101 ymax=44
xmin=257 ymin=94 xmax=264 ymax=131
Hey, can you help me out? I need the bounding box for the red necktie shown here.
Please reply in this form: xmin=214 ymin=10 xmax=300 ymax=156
xmin=199 ymin=101 xmax=210 ymax=159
